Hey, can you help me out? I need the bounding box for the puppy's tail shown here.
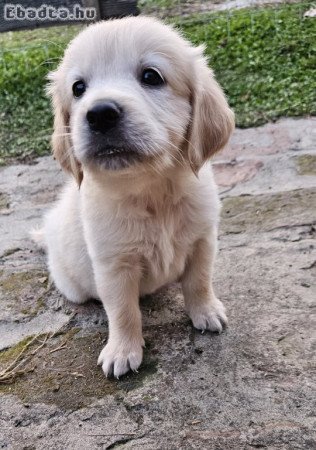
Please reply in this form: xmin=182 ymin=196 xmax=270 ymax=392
xmin=30 ymin=226 xmax=46 ymax=250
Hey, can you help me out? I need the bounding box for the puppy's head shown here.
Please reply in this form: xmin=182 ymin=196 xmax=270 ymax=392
xmin=48 ymin=17 xmax=234 ymax=184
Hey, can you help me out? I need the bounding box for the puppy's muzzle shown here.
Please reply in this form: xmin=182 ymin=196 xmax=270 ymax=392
xmin=83 ymin=100 xmax=142 ymax=170
xmin=86 ymin=102 xmax=123 ymax=134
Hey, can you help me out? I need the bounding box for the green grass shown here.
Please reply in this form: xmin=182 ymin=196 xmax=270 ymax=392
xmin=0 ymin=25 xmax=82 ymax=164
xmin=176 ymin=3 xmax=316 ymax=127
xmin=0 ymin=2 xmax=315 ymax=164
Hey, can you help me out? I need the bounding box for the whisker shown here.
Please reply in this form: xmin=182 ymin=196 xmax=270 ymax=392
xmin=168 ymin=129 xmax=200 ymax=156
xmin=56 ymin=143 xmax=85 ymax=165
xmin=147 ymin=159 xmax=164 ymax=178
xmin=160 ymin=139 xmax=188 ymax=170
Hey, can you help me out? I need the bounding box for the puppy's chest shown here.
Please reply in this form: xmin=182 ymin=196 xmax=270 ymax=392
xmin=136 ymin=201 xmax=201 ymax=293
xmin=84 ymin=193 xmax=206 ymax=292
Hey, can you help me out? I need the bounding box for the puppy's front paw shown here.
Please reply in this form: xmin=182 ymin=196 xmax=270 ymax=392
xmin=188 ymin=298 xmax=227 ymax=333
xmin=97 ymin=341 xmax=143 ymax=378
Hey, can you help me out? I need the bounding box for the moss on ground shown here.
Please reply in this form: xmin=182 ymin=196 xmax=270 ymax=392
xmin=0 ymin=336 xmax=34 ymax=365
xmin=0 ymin=192 xmax=9 ymax=210
xmin=0 ymin=331 xmax=158 ymax=410
xmin=221 ymin=188 xmax=316 ymax=234
xmin=0 ymin=270 xmax=49 ymax=319
xmin=0 ymin=270 xmax=47 ymax=292
xmin=296 ymin=154 xmax=316 ymax=176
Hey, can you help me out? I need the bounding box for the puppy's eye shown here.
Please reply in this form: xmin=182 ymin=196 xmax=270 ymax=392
xmin=141 ymin=68 xmax=165 ymax=87
xmin=72 ymin=80 xmax=86 ymax=98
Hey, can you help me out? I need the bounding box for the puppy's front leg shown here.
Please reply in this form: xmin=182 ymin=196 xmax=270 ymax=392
xmin=95 ymin=258 xmax=144 ymax=378
xmin=182 ymin=233 xmax=227 ymax=333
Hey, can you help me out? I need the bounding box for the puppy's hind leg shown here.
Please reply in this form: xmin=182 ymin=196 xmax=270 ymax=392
xmin=48 ymin=256 xmax=90 ymax=305
xmin=181 ymin=232 xmax=227 ymax=333
xmin=31 ymin=226 xmax=89 ymax=304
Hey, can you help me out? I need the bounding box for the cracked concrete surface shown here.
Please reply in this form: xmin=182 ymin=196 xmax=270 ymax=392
xmin=0 ymin=117 xmax=315 ymax=449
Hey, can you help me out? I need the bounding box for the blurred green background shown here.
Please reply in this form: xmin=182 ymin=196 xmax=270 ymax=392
xmin=0 ymin=1 xmax=315 ymax=165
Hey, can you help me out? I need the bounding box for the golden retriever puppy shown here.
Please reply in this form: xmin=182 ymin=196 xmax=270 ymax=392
xmin=41 ymin=16 xmax=234 ymax=377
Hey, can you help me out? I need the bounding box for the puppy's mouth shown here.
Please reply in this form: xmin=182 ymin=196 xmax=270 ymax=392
xmin=90 ymin=144 xmax=142 ymax=170
xmin=95 ymin=146 xmax=135 ymax=158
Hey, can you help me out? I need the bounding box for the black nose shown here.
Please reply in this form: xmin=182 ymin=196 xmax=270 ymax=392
xmin=86 ymin=102 xmax=122 ymax=133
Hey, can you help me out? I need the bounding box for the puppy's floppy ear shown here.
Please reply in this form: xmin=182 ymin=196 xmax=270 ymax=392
xmin=47 ymin=70 xmax=83 ymax=186
xmin=187 ymin=52 xmax=235 ymax=172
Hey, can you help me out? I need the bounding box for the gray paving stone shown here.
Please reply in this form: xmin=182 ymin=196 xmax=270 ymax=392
xmin=0 ymin=118 xmax=315 ymax=449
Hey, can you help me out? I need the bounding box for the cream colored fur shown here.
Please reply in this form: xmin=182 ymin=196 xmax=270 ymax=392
xmin=40 ymin=16 xmax=234 ymax=377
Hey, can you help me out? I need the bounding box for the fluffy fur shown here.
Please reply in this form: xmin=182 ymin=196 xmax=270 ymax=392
xmin=40 ymin=16 xmax=234 ymax=377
